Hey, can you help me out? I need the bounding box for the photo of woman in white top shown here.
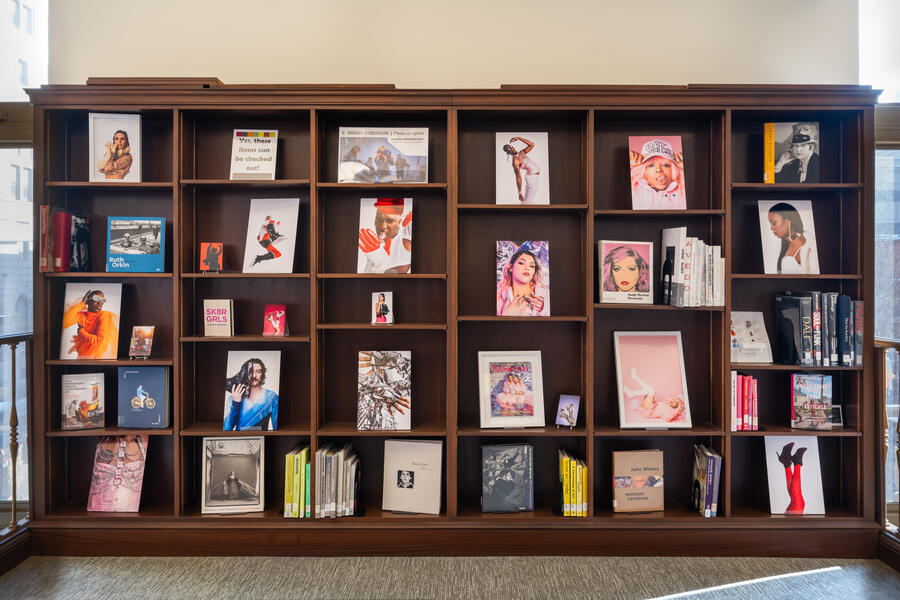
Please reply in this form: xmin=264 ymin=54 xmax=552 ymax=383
xmin=758 ymin=201 xmax=820 ymax=275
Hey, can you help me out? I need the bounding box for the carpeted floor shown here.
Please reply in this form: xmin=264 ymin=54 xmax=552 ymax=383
xmin=1 ymin=555 xmax=899 ymax=599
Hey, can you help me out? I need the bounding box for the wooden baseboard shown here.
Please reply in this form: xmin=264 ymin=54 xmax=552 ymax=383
xmin=31 ymin=527 xmax=879 ymax=558
xmin=879 ymin=532 xmax=900 ymax=572
xmin=0 ymin=528 xmax=32 ymax=576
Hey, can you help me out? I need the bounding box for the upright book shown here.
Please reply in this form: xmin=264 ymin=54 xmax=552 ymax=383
xmin=764 ymin=122 xmax=820 ymax=183
xmin=223 ymin=350 xmax=281 ymax=431
xmin=117 ymin=366 xmax=170 ymax=428
xmin=382 ymin=439 xmax=442 ymax=515
xmin=791 ymin=373 xmax=832 ymax=431
xmin=338 ymin=127 xmax=428 ymax=183
xmin=87 ymin=435 xmax=148 ymax=512
xmin=242 ymin=197 xmax=300 ymax=273
xmin=230 ymin=129 xmax=278 ymax=180
xmin=59 ymin=283 xmax=122 ymax=360
xmin=357 ymin=198 xmax=413 ymax=274
xmin=203 ymin=299 xmax=234 ymax=337
xmin=495 ymin=132 xmax=550 ymax=205
xmin=764 ymin=436 xmax=825 ymax=515
xmin=730 ymin=311 xmax=773 ymax=363
xmin=598 ymin=240 xmax=653 ymax=304
xmin=201 ymin=436 xmax=264 ymax=514
xmin=89 ymin=112 xmax=141 ymax=182
xmin=628 ymin=136 xmax=687 ymax=210
xmin=481 ymin=444 xmax=534 ymax=513
xmin=263 ymin=304 xmax=287 ymax=336
xmin=200 ymin=242 xmax=223 ymax=272
xmin=106 ymin=217 xmax=164 ymax=273
xmin=612 ymin=449 xmax=664 ymax=513
xmin=496 ymin=240 xmax=550 ymax=316
xmin=61 ymin=372 xmax=104 ymax=430
xmin=758 ymin=200 xmax=819 ymax=275
xmin=357 ymin=350 xmax=411 ymax=431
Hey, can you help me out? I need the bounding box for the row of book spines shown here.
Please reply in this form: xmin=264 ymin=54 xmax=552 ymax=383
xmin=730 ymin=372 xmax=759 ymax=432
xmin=313 ymin=444 xmax=360 ymax=519
xmin=39 ymin=205 xmax=91 ymax=273
xmin=699 ymin=445 xmax=722 ymax=518
xmin=559 ymin=450 xmax=587 ymax=517
xmin=283 ymin=445 xmax=311 ymax=518
xmin=778 ymin=292 xmax=862 ymax=367
xmin=660 ymin=229 xmax=725 ymax=308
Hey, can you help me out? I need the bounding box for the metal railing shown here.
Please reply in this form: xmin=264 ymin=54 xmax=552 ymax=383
xmin=0 ymin=332 xmax=31 ymax=538
xmin=876 ymin=339 xmax=900 ymax=535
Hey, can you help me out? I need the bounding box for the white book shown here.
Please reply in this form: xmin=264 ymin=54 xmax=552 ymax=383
xmin=730 ymin=370 xmax=738 ymax=431
xmin=315 ymin=446 xmax=326 ymax=519
xmin=203 ymin=299 xmax=233 ymax=337
xmin=230 ymin=129 xmax=278 ymax=180
xmin=61 ymin=372 xmax=105 ymax=430
xmin=242 ymin=197 xmax=300 ymax=274
xmin=764 ymin=436 xmax=825 ymax=514
xmin=682 ymin=237 xmax=695 ymax=308
xmin=348 ymin=457 xmax=358 ymax=516
xmin=383 ymin=439 xmax=443 ymax=515
xmin=730 ymin=311 xmax=774 ymax=363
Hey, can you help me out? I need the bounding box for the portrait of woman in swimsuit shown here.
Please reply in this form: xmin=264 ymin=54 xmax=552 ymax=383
xmin=758 ymin=200 xmax=820 ymax=275
xmin=495 ymin=132 xmax=551 ymax=205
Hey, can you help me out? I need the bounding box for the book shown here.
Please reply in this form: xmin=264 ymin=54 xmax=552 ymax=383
xmin=200 ymin=242 xmax=223 ymax=272
xmin=764 ymin=122 xmax=820 ymax=183
xmin=89 ymin=112 xmax=141 ymax=182
xmin=838 ymin=295 xmax=852 ymax=366
xmin=496 ymin=240 xmax=550 ymax=316
xmin=223 ymin=350 xmax=281 ymax=431
xmin=61 ymin=372 xmax=104 ymax=430
xmin=481 ymin=444 xmax=534 ymax=513
xmin=612 ymin=449 xmax=664 ymax=512
xmin=853 ymin=301 xmax=864 ymax=366
xmin=598 ymin=240 xmax=653 ymax=304
xmin=357 ymin=198 xmax=413 ymax=274
xmin=357 ymin=350 xmax=411 ymax=430
xmin=371 ymin=291 xmax=394 ymax=324
xmin=87 ymin=435 xmax=149 ymax=512
xmin=70 ymin=214 xmax=91 ymax=272
xmin=764 ymin=436 xmax=825 ymax=515
xmin=628 ymin=136 xmax=687 ymax=210
xmin=758 ymin=200 xmax=820 ymax=275
xmin=230 ymin=129 xmax=278 ymax=180
xmin=477 ymin=350 xmax=546 ymax=428
xmin=774 ymin=295 xmax=804 ymax=365
xmin=825 ymin=292 xmax=839 ymax=366
xmin=106 ymin=217 xmax=164 ymax=272
xmin=495 ymin=132 xmax=550 ymax=205
xmin=555 ymin=394 xmax=580 ymax=427
xmin=127 ymin=325 xmax=155 ymax=358
xmin=201 ymin=436 xmax=264 ymax=514
xmin=660 ymin=226 xmax=687 ymax=306
xmin=791 ymin=373 xmax=832 ymax=431
xmin=242 ymin=197 xmax=300 ymax=273
xmin=690 ymin=444 xmax=713 ymax=517
xmin=59 ymin=283 xmax=122 ymax=360
xmin=263 ymin=304 xmax=287 ymax=336
xmin=296 ymin=446 xmax=310 ymax=517
xmin=117 ymin=366 xmax=169 ymax=428
xmin=284 ymin=445 xmax=297 ymax=517
xmin=559 ymin=450 xmax=571 ymax=516
xmin=39 ymin=205 xmax=51 ymax=272
xmin=709 ymin=450 xmax=722 ymax=517
xmin=730 ymin=311 xmax=773 ymax=363
xmin=203 ymin=299 xmax=233 ymax=337
xmin=338 ymin=127 xmax=428 ymax=183
xmin=52 ymin=210 xmax=72 ymax=272
xmin=382 ymin=439 xmax=442 ymax=515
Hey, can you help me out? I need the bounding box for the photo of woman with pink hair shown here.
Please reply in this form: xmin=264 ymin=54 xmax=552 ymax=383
xmin=599 ymin=240 xmax=653 ymax=304
xmin=496 ymin=240 xmax=551 ymax=317
xmin=628 ymin=136 xmax=687 ymax=210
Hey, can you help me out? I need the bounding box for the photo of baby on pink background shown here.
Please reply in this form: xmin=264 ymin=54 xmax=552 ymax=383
xmin=614 ymin=331 xmax=692 ymax=428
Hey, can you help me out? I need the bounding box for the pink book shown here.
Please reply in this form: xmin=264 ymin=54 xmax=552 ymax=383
xmin=736 ymin=375 xmax=744 ymax=432
xmin=742 ymin=375 xmax=751 ymax=431
xmin=751 ymin=377 xmax=759 ymax=431
xmin=87 ymin=435 xmax=148 ymax=512
xmin=263 ymin=304 xmax=287 ymax=336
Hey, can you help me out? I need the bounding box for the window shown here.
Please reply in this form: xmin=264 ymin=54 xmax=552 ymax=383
xmin=9 ymin=164 xmax=20 ymax=200
xmin=22 ymin=166 xmax=31 ymax=201
xmin=17 ymin=59 xmax=28 ymax=87
xmin=10 ymin=0 xmax=19 ymax=28
xmin=23 ymin=4 xmax=31 ymax=34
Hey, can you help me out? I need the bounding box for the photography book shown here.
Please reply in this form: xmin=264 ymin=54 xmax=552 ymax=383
xmin=59 ymin=282 xmax=122 ymax=360
xmin=598 ymin=240 xmax=653 ymax=304
xmin=690 ymin=444 xmax=721 ymax=518
xmin=204 ymin=299 xmax=234 ymax=337
xmin=263 ymin=304 xmax=287 ymax=336
xmin=758 ymin=200 xmax=819 ymax=275
xmin=764 ymin=436 xmax=825 ymax=515
xmin=200 ymin=242 xmax=223 ymax=272
xmin=117 ymin=366 xmax=170 ymax=428
xmin=357 ymin=198 xmax=413 ymax=274
xmin=230 ymin=129 xmax=278 ymax=180
xmin=242 ymin=197 xmax=300 ymax=274
xmin=357 ymin=350 xmax=411 ymax=431
xmin=106 ymin=217 xmax=165 ymax=273
xmin=481 ymin=444 xmax=534 ymax=513
xmin=61 ymin=372 xmax=104 ymax=430
xmin=730 ymin=311 xmax=773 ymax=363
xmin=763 ymin=122 xmax=820 ymax=184
xmin=87 ymin=435 xmax=149 ymax=512
xmin=495 ymin=132 xmax=550 ymax=205
xmin=628 ymin=136 xmax=687 ymax=210
xmin=223 ymin=350 xmax=281 ymax=431
xmin=338 ymin=127 xmax=428 ymax=183
xmin=382 ymin=439 xmax=442 ymax=515
xmin=496 ymin=240 xmax=550 ymax=317
xmin=612 ymin=449 xmax=664 ymax=513
xmin=201 ymin=436 xmax=264 ymax=514
xmin=127 ymin=326 xmax=155 ymax=358
xmin=89 ymin=112 xmax=141 ymax=183
xmin=791 ymin=373 xmax=833 ymax=431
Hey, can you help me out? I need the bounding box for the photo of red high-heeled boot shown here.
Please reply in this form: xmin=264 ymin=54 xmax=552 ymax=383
xmin=776 ymin=441 xmax=795 ymax=502
xmin=785 ymin=446 xmax=808 ymax=514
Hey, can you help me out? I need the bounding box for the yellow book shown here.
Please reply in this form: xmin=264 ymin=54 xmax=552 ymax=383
xmin=763 ymin=122 xmax=775 ymax=183
xmin=561 ymin=451 xmax=570 ymax=517
xmin=575 ymin=460 xmax=583 ymax=517
xmin=581 ymin=460 xmax=588 ymax=517
xmin=297 ymin=447 xmax=309 ymax=519
xmin=284 ymin=447 xmax=296 ymax=517
xmin=570 ymin=454 xmax=577 ymax=517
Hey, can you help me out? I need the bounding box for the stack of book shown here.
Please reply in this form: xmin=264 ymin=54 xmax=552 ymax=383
xmin=690 ymin=444 xmax=722 ymax=518
xmin=730 ymin=372 xmax=759 ymax=431
xmin=776 ymin=292 xmax=862 ymax=367
xmin=283 ymin=445 xmax=311 ymax=518
xmin=315 ymin=444 xmax=360 ymax=518
xmin=660 ymin=227 xmax=724 ymax=307
xmin=559 ymin=450 xmax=587 ymax=517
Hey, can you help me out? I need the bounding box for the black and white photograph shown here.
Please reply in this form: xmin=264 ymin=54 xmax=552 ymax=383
xmin=767 ymin=121 xmax=820 ymax=183
xmin=357 ymin=350 xmax=411 ymax=431
xmin=201 ymin=436 xmax=264 ymax=514
xmin=397 ymin=470 xmax=414 ymax=488
xmin=89 ymin=112 xmax=141 ymax=182
xmin=481 ymin=444 xmax=533 ymax=513
xmin=107 ymin=218 xmax=161 ymax=255
xmin=757 ymin=200 xmax=820 ymax=275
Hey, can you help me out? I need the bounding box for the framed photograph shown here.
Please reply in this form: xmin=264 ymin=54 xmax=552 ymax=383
xmin=89 ymin=112 xmax=141 ymax=182
xmin=628 ymin=135 xmax=686 ymax=210
xmin=201 ymin=436 xmax=264 ymax=514
xmin=496 ymin=240 xmax=550 ymax=317
xmin=59 ymin=282 xmax=123 ymax=360
xmin=495 ymin=132 xmax=550 ymax=205
xmin=338 ymin=127 xmax=428 ymax=183
xmin=242 ymin=197 xmax=300 ymax=273
xmin=831 ymin=405 xmax=844 ymax=427
xmin=128 ymin=325 xmax=155 ymax=358
xmin=358 ymin=198 xmax=413 ymax=274
xmin=477 ymin=350 xmax=545 ymax=428
xmin=598 ymin=240 xmax=653 ymax=304
xmin=758 ymin=200 xmax=819 ymax=275
xmin=223 ymin=350 xmax=281 ymax=431
xmin=613 ymin=331 xmax=692 ymax=429
xmin=555 ymin=394 xmax=580 ymax=427
xmin=371 ymin=291 xmax=394 ymax=324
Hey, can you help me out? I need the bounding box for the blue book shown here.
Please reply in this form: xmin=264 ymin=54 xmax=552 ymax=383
xmin=106 ymin=217 xmax=165 ymax=272
xmin=118 ymin=366 xmax=169 ymax=428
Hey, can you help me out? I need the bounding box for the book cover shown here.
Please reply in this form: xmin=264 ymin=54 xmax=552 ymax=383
xmin=284 ymin=446 xmax=296 ymax=517
xmin=201 ymin=436 xmax=264 ymax=514
xmin=496 ymin=240 xmax=550 ymax=316
xmin=764 ymin=436 xmax=825 ymax=514
xmin=690 ymin=444 xmax=711 ymax=517
xmin=709 ymin=451 xmax=722 ymax=517
xmin=200 ymin=242 xmax=223 ymax=272
xmin=628 ymin=136 xmax=687 ymax=210
xmin=61 ymin=372 xmax=104 ymax=430
xmin=853 ymin=301 xmax=864 ymax=366
xmin=598 ymin=240 xmax=653 ymax=304
xmin=764 ymin=122 xmax=820 ymax=183
xmin=495 ymin=132 xmax=550 ymax=205
xmin=477 ymin=350 xmax=545 ymax=428
xmin=230 ymin=129 xmax=278 ymax=180
xmin=357 ymin=350 xmax=411 ymax=431
xmin=87 ymin=435 xmax=148 ymax=512
xmin=89 ymin=112 xmax=141 ymax=182
xmin=52 ymin=210 xmax=72 ymax=272
xmin=127 ymin=325 xmax=155 ymax=358
xmin=223 ymin=350 xmax=281 ymax=431
xmin=117 ymin=366 xmax=169 ymax=428
xmin=382 ymin=439 xmax=442 ymax=515
xmin=70 ymin=215 xmax=91 ymax=272
xmin=775 ymin=295 xmax=804 ymax=365
xmin=338 ymin=127 xmax=428 ymax=183
xmin=730 ymin=311 xmax=773 ymax=363
xmin=838 ymin=295 xmax=852 ymax=366
xmin=59 ymin=283 xmax=122 ymax=360
xmin=612 ymin=449 xmax=664 ymax=513
xmin=263 ymin=304 xmax=287 ymax=336
xmin=660 ymin=226 xmax=687 ymax=306
xmin=203 ymin=299 xmax=233 ymax=337
xmin=560 ymin=450 xmax=570 ymax=516
xmin=798 ymin=296 xmax=814 ymax=366
xmin=791 ymin=373 xmax=831 ymax=431
xmin=758 ymin=200 xmax=819 ymax=275
xmin=106 ymin=217 xmax=164 ymax=273
xmin=371 ymin=291 xmax=394 ymax=324
xmin=555 ymin=394 xmax=580 ymax=427
xmin=481 ymin=444 xmax=534 ymax=513
xmin=357 ymin=198 xmax=413 ymax=274
xmin=242 ymin=197 xmax=300 ymax=273
xmin=826 ymin=292 xmax=839 ymax=365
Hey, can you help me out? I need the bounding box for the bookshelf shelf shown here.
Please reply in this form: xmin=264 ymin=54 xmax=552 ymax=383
xmin=28 ymin=83 xmax=877 ymax=557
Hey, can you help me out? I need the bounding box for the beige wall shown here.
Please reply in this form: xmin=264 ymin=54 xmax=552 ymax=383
xmin=50 ymin=0 xmax=859 ymax=88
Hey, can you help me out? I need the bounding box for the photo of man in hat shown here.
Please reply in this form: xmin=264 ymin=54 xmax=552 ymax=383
xmin=774 ymin=122 xmax=820 ymax=183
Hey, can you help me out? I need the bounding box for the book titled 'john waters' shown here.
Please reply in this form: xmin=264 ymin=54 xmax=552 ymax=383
xmin=612 ymin=449 xmax=664 ymax=513
xmin=106 ymin=217 xmax=165 ymax=272
xmin=117 ymin=366 xmax=170 ymax=428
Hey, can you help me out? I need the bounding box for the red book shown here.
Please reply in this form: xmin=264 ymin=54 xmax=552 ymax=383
xmin=39 ymin=205 xmax=51 ymax=272
xmin=751 ymin=377 xmax=759 ymax=431
xmin=263 ymin=304 xmax=287 ymax=336
xmin=53 ymin=211 xmax=73 ymax=272
xmin=736 ymin=375 xmax=744 ymax=432
xmin=742 ymin=375 xmax=751 ymax=431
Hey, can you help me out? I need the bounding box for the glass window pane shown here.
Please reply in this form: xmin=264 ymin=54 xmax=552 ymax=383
xmin=886 ymin=348 xmax=899 ymax=532
xmin=1 ymin=0 xmax=47 ymax=101
xmin=0 ymin=341 xmax=28 ymax=502
xmin=0 ymin=149 xmax=33 ymax=336
xmin=875 ymin=150 xmax=900 ymax=341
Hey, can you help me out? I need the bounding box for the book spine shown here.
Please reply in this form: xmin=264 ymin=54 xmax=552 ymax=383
xmin=821 ymin=292 xmax=831 ymax=366
xmin=580 ymin=458 xmax=587 ymax=516
xmin=52 ymin=211 xmax=72 ymax=272
xmin=763 ymin=122 xmax=775 ymax=183
xmin=742 ymin=375 xmax=750 ymax=430
xmin=790 ymin=373 xmax=796 ymax=426
xmin=838 ymin=295 xmax=852 ymax=366
xmin=799 ymin=297 xmax=813 ymax=366
xmin=682 ymin=237 xmax=693 ymax=308
xmin=705 ymin=243 xmax=713 ymax=307
xmin=39 ymin=205 xmax=51 ymax=272
xmin=284 ymin=452 xmax=294 ymax=517
xmin=315 ymin=449 xmax=324 ymax=519
xmin=710 ymin=454 xmax=722 ymax=517
xmin=827 ymin=293 xmax=839 ymax=365
xmin=853 ymin=301 xmax=864 ymax=366
xmin=296 ymin=450 xmax=305 ymax=518
xmin=574 ymin=460 xmax=583 ymax=517
xmin=305 ymin=462 xmax=312 ymax=517
xmin=528 ymin=447 xmax=535 ymax=512
xmin=570 ymin=455 xmax=577 ymax=516
xmin=751 ymin=377 xmax=759 ymax=431
xmin=562 ymin=453 xmax=570 ymax=517
xmin=810 ymin=291 xmax=822 ymax=366
xmin=736 ymin=374 xmax=743 ymax=431
xmin=730 ymin=370 xmax=737 ymax=432
xmin=704 ymin=451 xmax=714 ymax=518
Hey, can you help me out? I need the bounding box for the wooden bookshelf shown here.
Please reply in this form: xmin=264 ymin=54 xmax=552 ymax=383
xmin=26 ymin=83 xmax=878 ymax=557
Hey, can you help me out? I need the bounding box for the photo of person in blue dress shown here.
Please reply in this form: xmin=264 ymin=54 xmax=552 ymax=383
xmin=223 ymin=351 xmax=281 ymax=431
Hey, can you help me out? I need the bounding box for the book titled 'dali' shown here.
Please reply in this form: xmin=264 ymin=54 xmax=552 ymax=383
xmin=481 ymin=444 xmax=533 ymax=513
xmin=382 ymin=439 xmax=442 ymax=515
xmin=612 ymin=449 xmax=664 ymax=513
xmin=117 ymin=366 xmax=170 ymax=428
xmin=204 ymin=299 xmax=233 ymax=337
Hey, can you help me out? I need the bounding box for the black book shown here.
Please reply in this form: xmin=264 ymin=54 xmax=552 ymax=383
xmin=661 ymin=246 xmax=675 ymax=306
xmin=481 ymin=444 xmax=534 ymax=513
xmin=785 ymin=291 xmax=822 ymax=365
xmin=825 ymin=292 xmax=839 ymax=366
xmin=775 ymin=295 xmax=804 ymax=365
xmin=838 ymin=295 xmax=852 ymax=366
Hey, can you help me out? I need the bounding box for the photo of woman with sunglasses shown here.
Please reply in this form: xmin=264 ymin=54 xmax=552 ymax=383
xmin=60 ymin=283 xmax=122 ymax=360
